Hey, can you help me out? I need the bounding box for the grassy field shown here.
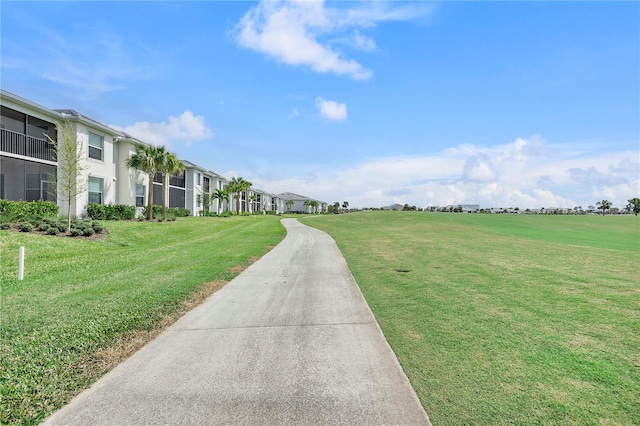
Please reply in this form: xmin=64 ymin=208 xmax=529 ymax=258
xmin=300 ymin=212 xmax=639 ymax=425
xmin=0 ymin=216 xmax=285 ymax=425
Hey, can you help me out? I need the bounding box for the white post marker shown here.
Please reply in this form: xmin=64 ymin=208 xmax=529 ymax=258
xmin=18 ymin=246 xmax=25 ymax=280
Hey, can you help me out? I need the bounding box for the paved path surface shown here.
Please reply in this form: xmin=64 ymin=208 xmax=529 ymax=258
xmin=44 ymin=219 xmax=430 ymax=425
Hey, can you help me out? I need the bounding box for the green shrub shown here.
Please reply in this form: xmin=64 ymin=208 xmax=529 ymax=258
xmin=70 ymin=229 xmax=83 ymax=237
xmin=0 ymin=200 xmax=59 ymax=222
xmin=86 ymin=203 xmax=107 ymax=220
xmin=18 ymin=223 xmax=34 ymax=232
xmin=37 ymin=223 xmax=51 ymax=232
xmin=141 ymin=206 xmax=190 ymax=219
xmin=141 ymin=205 xmax=162 ymax=219
xmin=87 ymin=203 xmax=135 ymax=221
xmin=83 ymin=228 xmax=95 ymax=237
xmin=0 ymin=223 xmax=11 ymax=230
xmin=46 ymin=227 xmax=60 ymax=235
xmin=72 ymin=223 xmax=88 ymax=231
xmin=173 ymin=208 xmax=190 ymax=217
xmin=92 ymin=222 xmax=104 ymax=234
xmin=114 ymin=204 xmax=136 ymax=220
xmin=55 ymin=222 xmax=67 ymax=232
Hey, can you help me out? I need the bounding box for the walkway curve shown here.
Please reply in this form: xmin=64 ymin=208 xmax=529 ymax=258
xmin=43 ymin=219 xmax=430 ymax=425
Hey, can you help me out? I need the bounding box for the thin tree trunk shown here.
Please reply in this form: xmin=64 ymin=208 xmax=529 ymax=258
xmin=147 ymin=173 xmax=154 ymax=220
xmin=162 ymin=173 xmax=167 ymax=221
xmin=67 ymin=198 xmax=72 ymax=232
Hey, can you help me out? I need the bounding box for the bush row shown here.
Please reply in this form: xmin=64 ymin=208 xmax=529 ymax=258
xmin=86 ymin=203 xmax=136 ymax=221
xmin=0 ymin=200 xmax=59 ymax=222
xmin=141 ymin=205 xmax=190 ymax=219
xmin=10 ymin=218 xmax=105 ymax=238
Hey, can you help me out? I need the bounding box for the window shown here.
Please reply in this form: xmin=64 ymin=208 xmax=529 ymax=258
xmin=203 ymin=177 xmax=210 ymax=193
xmin=169 ymin=187 xmax=185 ymax=208
xmin=169 ymin=171 xmax=185 ymax=188
xmin=196 ymin=172 xmax=201 ymax=185
xmin=136 ymin=184 xmax=145 ymax=207
xmin=0 ymin=157 xmax=55 ymax=201
xmin=1 ymin=106 xmax=26 ymax=133
xmin=153 ymin=183 xmax=162 ymax=205
xmin=27 ymin=116 xmax=56 ymax=140
xmin=88 ymin=132 xmax=103 ymax=160
xmin=88 ymin=177 xmax=103 ymax=204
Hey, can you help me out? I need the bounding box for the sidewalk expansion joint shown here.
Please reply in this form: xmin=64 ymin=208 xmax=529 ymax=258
xmin=170 ymin=321 xmax=375 ymax=332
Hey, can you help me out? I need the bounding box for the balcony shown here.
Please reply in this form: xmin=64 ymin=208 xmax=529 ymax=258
xmin=0 ymin=128 xmax=56 ymax=162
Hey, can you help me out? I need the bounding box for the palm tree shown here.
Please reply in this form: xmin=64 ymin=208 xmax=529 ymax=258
xmin=285 ymin=199 xmax=294 ymax=213
xmin=342 ymin=201 xmax=349 ymax=211
xmin=212 ymin=189 xmax=229 ymax=215
xmin=126 ymin=143 xmax=164 ymax=220
xmin=311 ymin=200 xmax=319 ymax=213
xmin=596 ymin=199 xmax=612 ymax=216
xmin=239 ymin=180 xmax=252 ymax=214
xmin=227 ymin=177 xmax=252 ymax=214
xmin=249 ymin=193 xmax=257 ymax=214
xmin=158 ymin=152 xmax=185 ymax=220
xmin=303 ymin=199 xmax=311 ymax=213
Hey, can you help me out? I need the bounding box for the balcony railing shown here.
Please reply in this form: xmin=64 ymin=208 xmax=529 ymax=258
xmin=0 ymin=128 xmax=56 ymax=162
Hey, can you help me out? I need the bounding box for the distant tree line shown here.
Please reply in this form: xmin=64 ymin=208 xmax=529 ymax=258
xmin=418 ymin=198 xmax=640 ymax=215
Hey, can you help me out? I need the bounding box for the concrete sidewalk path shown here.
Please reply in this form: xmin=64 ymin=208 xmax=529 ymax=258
xmin=44 ymin=219 xmax=430 ymax=425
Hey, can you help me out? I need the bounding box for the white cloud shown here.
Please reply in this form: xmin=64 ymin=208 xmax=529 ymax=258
xmin=350 ymin=30 xmax=376 ymax=52
xmin=233 ymin=0 xmax=429 ymax=80
xmin=241 ymin=137 xmax=639 ymax=210
xmin=288 ymin=107 xmax=301 ymax=118
xmin=112 ymin=111 xmax=214 ymax=148
xmin=315 ymin=97 xmax=347 ymax=121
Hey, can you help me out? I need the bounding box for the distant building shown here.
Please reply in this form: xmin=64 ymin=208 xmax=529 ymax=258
xmin=277 ymin=192 xmax=326 ymax=213
xmin=382 ymin=203 xmax=404 ymax=211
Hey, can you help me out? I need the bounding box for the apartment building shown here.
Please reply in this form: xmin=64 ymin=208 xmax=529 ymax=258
xmin=277 ymin=192 xmax=326 ymax=213
xmin=1 ymin=90 xmax=290 ymax=218
xmin=1 ymin=91 xmax=150 ymax=218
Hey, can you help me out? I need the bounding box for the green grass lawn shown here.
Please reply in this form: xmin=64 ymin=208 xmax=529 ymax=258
xmin=300 ymin=212 xmax=640 ymax=425
xmin=0 ymin=216 xmax=285 ymax=425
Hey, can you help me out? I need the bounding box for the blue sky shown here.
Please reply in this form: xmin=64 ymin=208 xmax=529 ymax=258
xmin=2 ymin=1 xmax=638 ymax=209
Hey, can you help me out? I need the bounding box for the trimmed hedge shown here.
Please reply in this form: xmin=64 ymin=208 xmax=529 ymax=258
xmin=86 ymin=203 xmax=136 ymax=221
xmin=0 ymin=200 xmax=59 ymax=222
xmin=174 ymin=208 xmax=190 ymax=217
xmin=141 ymin=206 xmax=190 ymax=219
